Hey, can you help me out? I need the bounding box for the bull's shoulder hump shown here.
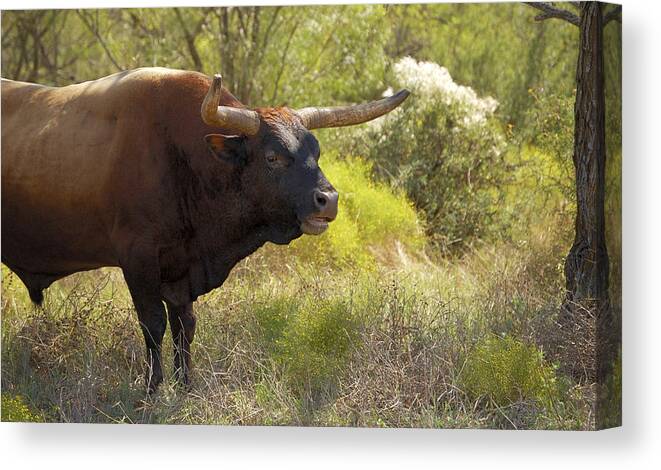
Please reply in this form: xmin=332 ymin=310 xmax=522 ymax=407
xmin=102 ymin=67 xmax=208 ymax=91
xmin=79 ymin=68 xmax=210 ymax=105
xmin=108 ymin=68 xmax=243 ymax=108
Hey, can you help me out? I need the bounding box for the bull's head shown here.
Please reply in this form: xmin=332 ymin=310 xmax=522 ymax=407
xmin=200 ymin=74 xmax=409 ymax=243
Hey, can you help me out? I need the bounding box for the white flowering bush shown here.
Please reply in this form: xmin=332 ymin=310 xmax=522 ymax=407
xmin=339 ymin=57 xmax=509 ymax=251
xmin=390 ymin=57 xmax=499 ymax=127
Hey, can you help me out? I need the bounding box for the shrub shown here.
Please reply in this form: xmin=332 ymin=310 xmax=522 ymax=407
xmin=253 ymin=295 xmax=359 ymax=395
xmin=285 ymin=153 xmax=425 ymax=268
xmin=523 ymin=89 xmax=576 ymax=202
xmin=335 ymin=57 xmax=508 ymax=252
xmin=1 ymin=394 xmax=44 ymax=422
xmin=461 ymin=335 xmax=559 ymax=409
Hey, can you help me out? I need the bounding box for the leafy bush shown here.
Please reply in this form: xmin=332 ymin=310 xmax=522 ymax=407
xmin=254 ymin=296 xmax=359 ymax=394
xmin=286 ymin=153 xmax=425 ymax=268
xmin=337 ymin=57 xmax=508 ymax=252
xmin=1 ymin=394 xmax=44 ymax=422
xmin=523 ymin=90 xmax=575 ymax=200
xmin=461 ymin=335 xmax=559 ymax=409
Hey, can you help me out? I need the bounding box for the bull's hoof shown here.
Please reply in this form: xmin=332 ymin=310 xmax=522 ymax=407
xmin=145 ymin=372 xmax=163 ymax=395
xmin=173 ymin=371 xmax=193 ymax=392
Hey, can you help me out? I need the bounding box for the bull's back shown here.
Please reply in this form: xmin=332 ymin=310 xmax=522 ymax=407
xmin=1 ymin=74 xmax=148 ymax=272
xmin=1 ymin=68 xmax=213 ymax=275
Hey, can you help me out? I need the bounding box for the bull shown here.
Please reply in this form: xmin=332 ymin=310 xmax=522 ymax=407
xmin=1 ymin=68 xmax=408 ymax=391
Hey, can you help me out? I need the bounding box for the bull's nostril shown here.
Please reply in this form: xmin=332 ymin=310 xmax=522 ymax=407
xmin=314 ymin=190 xmax=329 ymax=209
xmin=313 ymin=189 xmax=338 ymax=220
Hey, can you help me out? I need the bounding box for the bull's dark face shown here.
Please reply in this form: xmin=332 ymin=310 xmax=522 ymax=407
xmin=205 ymin=108 xmax=338 ymax=244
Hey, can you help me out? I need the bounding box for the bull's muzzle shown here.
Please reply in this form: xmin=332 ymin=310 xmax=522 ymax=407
xmin=301 ymin=189 xmax=339 ymax=235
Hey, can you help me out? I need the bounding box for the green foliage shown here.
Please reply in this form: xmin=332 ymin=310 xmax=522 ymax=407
xmin=500 ymin=145 xmax=575 ymax=244
xmin=524 ymin=90 xmax=575 ymax=199
xmin=0 ymin=6 xmax=390 ymax=108
xmin=281 ymin=6 xmax=390 ymax=107
xmin=461 ymin=336 xmax=559 ymax=409
xmin=1 ymin=4 xmax=579 ymax=124
xmin=1 ymin=394 xmax=44 ymax=422
xmin=341 ymin=58 xmax=508 ymax=251
xmin=287 ymin=153 xmax=425 ymax=268
xmin=383 ymin=3 xmax=577 ymax=128
xmin=253 ymin=296 xmax=358 ymax=394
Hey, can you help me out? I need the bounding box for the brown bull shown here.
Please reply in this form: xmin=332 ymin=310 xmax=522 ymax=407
xmin=1 ymin=67 xmax=408 ymax=391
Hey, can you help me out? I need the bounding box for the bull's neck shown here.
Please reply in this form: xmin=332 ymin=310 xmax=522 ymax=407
xmin=190 ymin=175 xmax=271 ymax=260
xmin=161 ymin=173 xmax=272 ymax=305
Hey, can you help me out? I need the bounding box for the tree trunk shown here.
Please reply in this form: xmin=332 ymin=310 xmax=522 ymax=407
xmin=562 ymin=2 xmax=611 ymax=380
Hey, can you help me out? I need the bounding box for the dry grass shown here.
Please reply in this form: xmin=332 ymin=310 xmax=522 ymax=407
xmin=1 ymin=226 xmax=611 ymax=429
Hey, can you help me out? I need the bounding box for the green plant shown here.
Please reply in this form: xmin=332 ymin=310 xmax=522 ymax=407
xmin=254 ymin=295 xmax=359 ymax=395
xmin=1 ymin=394 xmax=44 ymax=422
xmin=461 ymin=335 xmax=559 ymax=409
xmin=339 ymin=58 xmax=509 ymax=252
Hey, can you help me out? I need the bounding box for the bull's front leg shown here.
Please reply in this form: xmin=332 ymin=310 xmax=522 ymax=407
xmin=121 ymin=259 xmax=167 ymax=394
xmin=166 ymin=301 xmax=196 ymax=386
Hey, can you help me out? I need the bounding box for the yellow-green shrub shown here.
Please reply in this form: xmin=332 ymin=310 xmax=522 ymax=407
xmin=461 ymin=336 xmax=559 ymax=408
xmin=1 ymin=394 xmax=44 ymax=422
xmin=254 ymin=295 xmax=359 ymax=393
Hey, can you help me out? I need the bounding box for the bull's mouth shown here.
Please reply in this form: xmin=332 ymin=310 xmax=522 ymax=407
xmin=300 ymin=216 xmax=332 ymax=235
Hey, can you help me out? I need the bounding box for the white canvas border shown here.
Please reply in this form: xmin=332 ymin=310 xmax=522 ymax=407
xmin=0 ymin=0 xmax=657 ymax=468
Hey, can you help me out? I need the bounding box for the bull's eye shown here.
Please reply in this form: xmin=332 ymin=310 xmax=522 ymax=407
xmin=265 ymin=152 xmax=288 ymax=168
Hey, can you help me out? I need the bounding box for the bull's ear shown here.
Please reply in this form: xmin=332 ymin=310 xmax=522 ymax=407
xmin=205 ymin=134 xmax=245 ymax=165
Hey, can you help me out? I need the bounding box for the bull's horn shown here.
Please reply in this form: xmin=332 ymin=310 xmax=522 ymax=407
xmin=295 ymin=89 xmax=410 ymax=130
xmin=201 ymin=74 xmax=260 ymax=136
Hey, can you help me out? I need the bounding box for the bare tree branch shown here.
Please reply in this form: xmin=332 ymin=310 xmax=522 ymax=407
xmin=252 ymin=6 xmax=284 ymax=90
xmin=30 ymin=10 xmax=58 ymax=42
xmin=603 ymin=5 xmax=622 ymax=25
xmin=11 ymin=22 xmax=29 ymax=79
xmin=76 ymin=10 xmax=122 ymax=71
xmin=192 ymin=8 xmax=210 ymax=36
xmin=236 ymin=8 xmax=248 ymax=40
xmin=174 ymin=8 xmax=204 ymax=71
xmin=524 ymin=2 xmax=580 ymax=27
xmin=128 ymin=11 xmax=155 ymax=37
xmin=260 ymin=6 xmax=281 ymax=52
xmin=270 ymin=18 xmax=300 ymax=104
